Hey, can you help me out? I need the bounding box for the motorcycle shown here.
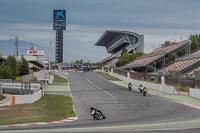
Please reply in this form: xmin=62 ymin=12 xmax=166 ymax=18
xmin=128 ymin=83 xmax=132 ymax=91
xmin=138 ymin=87 xmax=143 ymax=93
xmin=138 ymin=84 xmax=143 ymax=93
xmin=90 ymin=108 xmax=106 ymax=120
xmin=143 ymin=87 xmax=147 ymax=96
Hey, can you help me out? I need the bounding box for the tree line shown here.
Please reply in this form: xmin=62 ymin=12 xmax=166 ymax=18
xmin=0 ymin=55 xmax=29 ymax=80
xmin=116 ymin=48 xmax=144 ymax=67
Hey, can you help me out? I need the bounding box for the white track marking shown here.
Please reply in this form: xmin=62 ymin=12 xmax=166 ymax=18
xmin=68 ymin=75 xmax=86 ymax=80
xmin=86 ymin=79 xmax=117 ymax=99
xmin=68 ymin=72 xmax=117 ymax=99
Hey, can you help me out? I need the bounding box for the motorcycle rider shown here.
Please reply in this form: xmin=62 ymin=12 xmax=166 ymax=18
xmin=90 ymin=107 xmax=96 ymax=118
xmin=138 ymin=84 xmax=143 ymax=93
xmin=128 ymin=83 xmax=132 ymax=91
xmin=90 ymin=107 xmax=104 ymax=119
xmin=139 ymin=84 xmax=143 ymax=88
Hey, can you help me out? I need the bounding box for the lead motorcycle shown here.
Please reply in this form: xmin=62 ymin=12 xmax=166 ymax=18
xmin=90 ymin=107 xmax=106 ymax=120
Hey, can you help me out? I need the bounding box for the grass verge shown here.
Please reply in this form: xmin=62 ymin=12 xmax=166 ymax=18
xmin=95 ymin=72 xmax=120 ymax=81
xmin=15 ymin=76 xmax=22 ymax=81
xmin=0 ymin=94 xmax=75 ymax=125
xmin=50 ymin=73 xmax=68 ymax=84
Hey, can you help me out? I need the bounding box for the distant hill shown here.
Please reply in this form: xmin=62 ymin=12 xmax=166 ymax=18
xmin=0 ymin=39 xmax=47 ymax=56
xmin=0 ymin=39 xmax=92 ymax=62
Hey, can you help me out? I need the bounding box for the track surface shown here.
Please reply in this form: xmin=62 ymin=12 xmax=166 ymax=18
xmin=1 ymin=71 xmax=200 ymax=132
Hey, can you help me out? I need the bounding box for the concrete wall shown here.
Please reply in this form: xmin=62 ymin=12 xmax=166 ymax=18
xmin=7 ymin=90 xmax=42 ymax=105
xmin=108 ymin=72 xmax=178 ymax=95
xmin=189 ymin=88 xmax=200 ymax=99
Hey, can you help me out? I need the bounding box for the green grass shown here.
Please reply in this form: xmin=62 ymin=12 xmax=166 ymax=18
xmin=95 ymin=72 xmax=120 ymax=81
xmin=15 ymin=76 xmax=22 ymax=81
xmin=50 ymin=73 xmax=68 ymax=84
xmin=0 ymin=95 xmax=6 ymax=100
xmin=0 ymin=95 xmax=76 ymax=125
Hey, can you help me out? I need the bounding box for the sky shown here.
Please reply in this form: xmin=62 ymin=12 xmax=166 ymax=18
xmin=0 ymin=0 xmax=200 ymax=62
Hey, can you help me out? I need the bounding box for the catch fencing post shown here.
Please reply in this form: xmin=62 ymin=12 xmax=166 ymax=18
xmin=127 ymin=72 xmax=130 ymax=82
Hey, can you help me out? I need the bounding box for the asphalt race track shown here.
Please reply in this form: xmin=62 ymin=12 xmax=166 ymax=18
xmin=1 ymin=71 xmax=200 ymax=133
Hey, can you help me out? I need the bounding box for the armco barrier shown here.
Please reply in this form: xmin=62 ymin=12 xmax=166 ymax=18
xmin=1 ymin=83 xmax=40 ymax=91
xmin=189 ymin=88 xmax=200 ymax=99
xmin=7 ymin=90 xmax=42 ymax=105
xmin=108 ymin=72 xmax=177 ymax=95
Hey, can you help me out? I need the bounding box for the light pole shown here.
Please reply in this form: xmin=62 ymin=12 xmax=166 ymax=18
xmin=187 ymin=36 xmax=190 ymax=55
xmin=49 ymin=41 xmax=51 ymax=70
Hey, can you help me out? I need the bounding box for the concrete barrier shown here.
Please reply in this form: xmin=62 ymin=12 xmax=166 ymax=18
xmin=189 ymin=88 xmax=200 ymax=99
xmin=6 ymin=90 xmax=42 ymax=105
xmin=108 ymin=72 xmax=177 ymax=95
xmin=93 ymin=70 xmax=103 ymax=73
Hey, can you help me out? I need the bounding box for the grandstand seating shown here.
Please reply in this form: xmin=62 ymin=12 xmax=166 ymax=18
xmin=185 ymin=66 xmax=200 ymax=77
xmin=123 ymin=41 xmax=190 ymax=70
xmin=158 ymin=59 xmax=200 ymax=73
xmin=126 ymin=54 xmax=164 ymax=68
xmin=137 ymin=41 xmax=189 ymax=59
xmin=158 ymin=49 xmax=200 ymax=75
xmin=177 ymin=49 xmax=200 ymax=61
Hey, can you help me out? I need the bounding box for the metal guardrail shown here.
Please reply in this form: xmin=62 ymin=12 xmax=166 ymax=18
xmin=0 ymin=82 xmax=41 ymax=95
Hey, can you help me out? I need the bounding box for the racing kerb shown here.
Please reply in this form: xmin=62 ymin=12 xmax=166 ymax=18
xmin=108 ymin=72 xmax=178 ymax=95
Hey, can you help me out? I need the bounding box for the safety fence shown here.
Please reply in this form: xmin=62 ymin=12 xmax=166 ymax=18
xmin=22 ymin=73 xmax=34 ymax=82
xmin=113 ymin=69 xmax=200 ymax=90
xmin=108 ymin=72 xmax=177 ymax=95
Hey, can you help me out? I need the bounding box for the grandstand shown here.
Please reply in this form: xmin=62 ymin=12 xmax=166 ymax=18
xmin=24 ymin=56 xmax=45 ymax=71
xmin=95 ymin=30 xmax=144 ymax=69
xmin=0 ymin=55 xmax=46 ymax=71
xmin=122 ymin=40 xmax=190 ymax=72
xmin=158 ymin=49 xmax=200 ymax=76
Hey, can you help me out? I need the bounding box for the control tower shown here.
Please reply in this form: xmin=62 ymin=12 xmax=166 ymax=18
xmin=53 ymin=9 xmax=66 ymax=63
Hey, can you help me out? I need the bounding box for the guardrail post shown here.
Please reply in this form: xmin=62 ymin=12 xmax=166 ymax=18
xmin=0 ymin=83 xmax=2 ymax=95
xmin=29 ymin=83 xmax=31 ymax=94
xmin=21 ymin=82 xmax=23 ymax=95
xmin=12 ymin=96 xmax=15 ymax=105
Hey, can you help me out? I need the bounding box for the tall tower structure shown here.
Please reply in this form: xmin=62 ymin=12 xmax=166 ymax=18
xmin=15 ymin=37 xmax=19 ymax=57
xmin=53 ymin=9 xmax=66 ymax=63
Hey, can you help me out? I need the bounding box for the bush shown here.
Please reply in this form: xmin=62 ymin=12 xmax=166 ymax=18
xmin=180 ymin=86 xmax=190 ymax=92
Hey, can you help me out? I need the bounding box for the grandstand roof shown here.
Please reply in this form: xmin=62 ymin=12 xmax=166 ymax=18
xmin=95 ymin=30 xmax=141 ymax=47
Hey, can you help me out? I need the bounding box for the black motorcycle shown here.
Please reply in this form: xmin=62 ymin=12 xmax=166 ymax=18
xmin=90 ymin=107 xmax=106 ymax=120
xmin=143 ymin=87 xmax=147 ymax=96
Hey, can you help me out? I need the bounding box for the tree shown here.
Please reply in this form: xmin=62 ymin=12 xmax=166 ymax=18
xmin=190 ymin=37 xmax=198 ymax=52
xmin=116 ymin=52 xmax=143 ymax=67
xmin=18 ymin=55 xmax=29 ymax=76
xmin=162 ymin=41 xmax=171 ymax=47
xmin=121 ymin=47 xmax=127 ymax=56
xmin=5 ymin=55 xmax=18 ymax=79
xmin=0 ymin=65 xmax=14 ymax=80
